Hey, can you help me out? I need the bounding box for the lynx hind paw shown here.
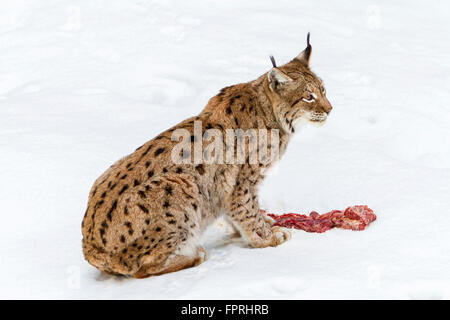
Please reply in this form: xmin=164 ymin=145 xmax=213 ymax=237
xmin=271 ymin=226 xmax=291 ymax=246
xmin=196 ymin=246 xmax=207 ymax=262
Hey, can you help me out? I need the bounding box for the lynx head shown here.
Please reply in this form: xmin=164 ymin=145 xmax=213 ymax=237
xmin=265 ymin=33 xmax=332 ymax=133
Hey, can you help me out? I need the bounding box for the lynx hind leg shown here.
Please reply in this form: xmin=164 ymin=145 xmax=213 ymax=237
xmin=134 ymin=245 xmax=206 ymax=278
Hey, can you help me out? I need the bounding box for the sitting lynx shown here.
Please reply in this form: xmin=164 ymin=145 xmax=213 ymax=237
xmin=82 ymin=34 xmax=332 ymax=278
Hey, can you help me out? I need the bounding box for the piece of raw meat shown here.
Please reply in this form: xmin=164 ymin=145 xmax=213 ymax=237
xmin=262 ymin=205 xmax=376 ymax=233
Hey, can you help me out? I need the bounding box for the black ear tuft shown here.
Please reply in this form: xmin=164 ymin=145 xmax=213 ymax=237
xmin=270 ymin=55 xmax=277 ymax=68
xmin=295 ymin=32 xmax=312 ymax=66
xmin=304 ymin=32 xmax=311 ymax=61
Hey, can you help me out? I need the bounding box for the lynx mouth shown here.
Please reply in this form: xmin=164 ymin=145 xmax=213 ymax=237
xmin=291 ymin=113 xmax=327 ymax=131
xmin=308 ymin=114 xmax=327 ymax=122
xmin=307 ymin=113 xmax=327 ymax=126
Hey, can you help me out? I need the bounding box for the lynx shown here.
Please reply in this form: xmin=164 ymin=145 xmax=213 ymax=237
xmin=82 ymin=34 xmax=333 ymax=278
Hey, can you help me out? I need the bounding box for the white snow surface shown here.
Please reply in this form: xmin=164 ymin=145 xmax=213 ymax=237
xmin=1 ymin=0 xmax=449 ymax=299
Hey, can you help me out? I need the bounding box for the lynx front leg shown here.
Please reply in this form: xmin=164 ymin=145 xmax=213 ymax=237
xmin=225 ymin=180 xmax=290 ymax=248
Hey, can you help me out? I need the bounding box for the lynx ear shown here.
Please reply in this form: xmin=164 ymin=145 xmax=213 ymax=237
xmin=267 ymin=68 xmax=292 ymax=92
xmin=296 ymin=32 xmax=312 ymax=66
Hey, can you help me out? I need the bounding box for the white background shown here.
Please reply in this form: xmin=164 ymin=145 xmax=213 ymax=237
xmin=0 ymin=0 xmax=449 ymax=299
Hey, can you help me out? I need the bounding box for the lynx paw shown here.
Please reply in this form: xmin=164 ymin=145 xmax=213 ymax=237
xmin=194 ymin=246 xmax=207 ymax=265
xmin=271 ymin=226 xmax=291 ymax=246
xmin=263 ymin=214 xmax=276 ymax=226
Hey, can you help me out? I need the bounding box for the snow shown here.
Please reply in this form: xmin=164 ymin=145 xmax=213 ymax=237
xmin=1 ymin=0 xmax=449 ymax=299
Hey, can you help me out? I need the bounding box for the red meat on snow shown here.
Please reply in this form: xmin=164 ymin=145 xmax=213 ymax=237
xmin=262 ymin=205 xmax=376 ymax=233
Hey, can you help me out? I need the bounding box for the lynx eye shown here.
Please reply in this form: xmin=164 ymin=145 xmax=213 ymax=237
xmin=302 ymin=92 xmax=317 ymax=103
